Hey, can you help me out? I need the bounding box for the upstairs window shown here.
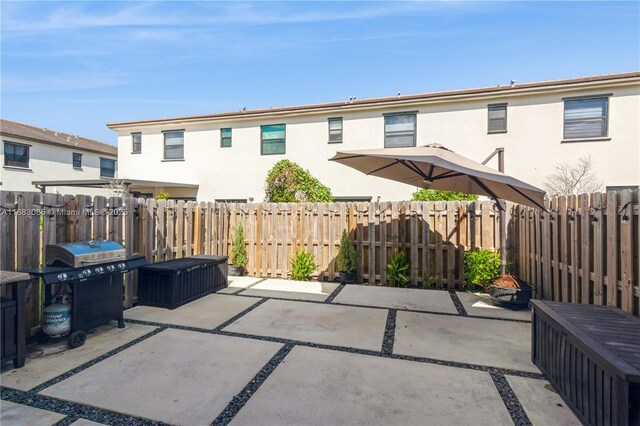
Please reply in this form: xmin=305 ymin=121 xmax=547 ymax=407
xmin=100 ymin=158 xmax=116 ymax=178
xmin=221 ymin=128 xmax=232 ymax=148
xmin=384 ymin=113 xmax=416 ymax=148
xmin=261 ymin=124 xmax=286 ymax=155
xmin=73 ymin=152 xmax=82 ymax=168
xmin=564 ymin=96 xmax=609 ymax=140
xmin=163 ymin=130 xmax=184 ymax=159
xmin=132 ymin=132 xmax=142 ymax=153
xmin=328 ymin=118 xmax=343 ymax=143
xmin=3 ymin=142 xmax=29 ymax=168
xmin=488 ymin=104 xmax=507 ymax=133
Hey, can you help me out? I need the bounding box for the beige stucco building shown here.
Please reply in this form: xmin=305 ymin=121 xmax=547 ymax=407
xmin=109 ymin=72 xmax=640 ymax=202
xmin=1 ymin=119 xmax=118 ymax=196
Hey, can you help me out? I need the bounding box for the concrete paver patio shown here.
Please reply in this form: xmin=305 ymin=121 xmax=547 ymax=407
xmin=239 ymin=279 xmax=340 ymax=301
xmin=223 ymin=298 xmax=388 ymax=350
xmin=0 ymin=400 xmax=65 ymax=426
xmin=231 ymin=346 xmax=513 ymax=426
xmin=2 ymin=283 xmax=579 ymax=425
xmin=40 ymin=329 xmax=283 ymax=425
xmin=1 ymin=323 xmax=156 ymax=391
xmin=393 ymin=311 xmax=538 ymax=372
xmin=332 ymin=284 xmax=458 ymax=313
xmin=124 ymin=293 xmax=259 ymax=329
xmin=456 ymin=292 xmax=531 ymax=321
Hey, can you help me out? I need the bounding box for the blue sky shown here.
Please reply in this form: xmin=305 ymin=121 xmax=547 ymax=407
xmin=1 ymin=1 xmax=639 ymax=144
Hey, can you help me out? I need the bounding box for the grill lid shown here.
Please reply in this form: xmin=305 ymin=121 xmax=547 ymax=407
xmin=46 ymin=240 xmax=126 ymax=268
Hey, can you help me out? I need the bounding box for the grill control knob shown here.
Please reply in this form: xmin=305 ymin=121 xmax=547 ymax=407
xmin=106 ymin=265 xmax=115 ymax=272
xmin=96 ymin=267 xmax=104 ymax=274
xmin=57 ymin=273 xmax=68 ymax=281
xmin=117 ymin=263 xmax=126 ymax=270
xmin=82 ymin=269 xmax=91 ymax=276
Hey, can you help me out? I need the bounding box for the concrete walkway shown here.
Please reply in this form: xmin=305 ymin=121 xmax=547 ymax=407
xmin=1 ymin=279 xmax=580 ymax=426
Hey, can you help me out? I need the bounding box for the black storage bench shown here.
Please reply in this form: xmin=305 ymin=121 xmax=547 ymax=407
xmin=137 ymin=255 xmax=228 ymax=309
xmin=1 ymin=271 xmax=29 ymax=368
xmin=531 ymin=300 xmax=640 ymax=426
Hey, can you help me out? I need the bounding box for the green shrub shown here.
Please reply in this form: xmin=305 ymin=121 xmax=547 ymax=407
xmin=231 ymin=222 xmax=248 ymax=269
xmin=420 ymin=273 xmax=437 ymax=289
xmin=336 ymin=230 xmax=357 ymax=273
xmin=386 ymin=252 xmax=410 ymax=287
xmin=463 ymin=249 xmax=501 ymax=290
xmin=155 ymin=191 xmax=170 ymax=200
xmin=265 ymin=159 xmax=333 ymax=202
xmin=411 ymin=189 xmax=477 ymax=202
xmin=290 ymin=249 xmax=318 ymax=281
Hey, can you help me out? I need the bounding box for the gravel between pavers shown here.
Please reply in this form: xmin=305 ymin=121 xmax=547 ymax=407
xmin=212 ymin=344 xmax=294 ymax=426
xmin=449 ymin=291 xmax=468 ymax=316
xmin=381 ymin=309 xmax=397 ymax=355
xmin=490 ymin=372 xmax=533 ymax=426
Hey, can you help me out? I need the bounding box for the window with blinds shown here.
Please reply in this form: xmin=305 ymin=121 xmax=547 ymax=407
xmin=328 ymin=118 xmax=343 ymax=143
xmin=488 ymin=104 xmax=507 ymax=133
xmin=3 ymin=142 xmax=29 ymax=168
xmin=564 ymin=97 xmax=608 ymax=139
xmin=261 ymin=124 xmax=286 ymax=155
xmin=384 ymin=113 xmax=416 ymax=148
xmin=73 ymin=152 xmax=82 ymax=168
xmin=164 ymin=130 xmax=184 ymax=159
xmin=100 ymin=158 xmax=116 ymax=178
xmin=132 ymin=133 xmax=142 ymax=153
xmin=221 ymin=128 xmax=232 ymax=147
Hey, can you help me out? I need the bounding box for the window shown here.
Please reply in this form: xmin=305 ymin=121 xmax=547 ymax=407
xmin=488 ymin=104 xmax=507 ymax=133
xmin=163 ymin=130 xmax=184 ymax=159
xmin=132 ymin=132 xmax=142 ymax=153
xmin=3 ymin=142 xmax=29 ymax=168
xmin=261 ymin=124 xmax=286 ymax=155
xmin=100 ymin=158 xmax=116 ymax=178
xmin=384 ymin=113 xmax=416 ymax=148
xmin=328 ymin=118 xmax=343 ymax=143
xmin=73 ymin=152 xmax=82 ymax=168
xmin=564 ymin=96 xmax=609 ymax=140
xmin=221 ymin=128 xmax=232 ymax=148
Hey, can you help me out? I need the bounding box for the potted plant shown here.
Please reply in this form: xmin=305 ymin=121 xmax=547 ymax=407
xmin=336 ymin=230 xmax=357 ymax=284
xmin=229 ymin=222 xmax=247 ymax=276
xmin=290 ymin=249 xmax=318 ymax=281
xmin=463 ymin=249 xmax=500 ymax=292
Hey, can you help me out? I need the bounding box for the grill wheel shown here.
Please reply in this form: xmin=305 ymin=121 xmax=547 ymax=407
xmin=68 ymin=330 xmax=87 ymax=348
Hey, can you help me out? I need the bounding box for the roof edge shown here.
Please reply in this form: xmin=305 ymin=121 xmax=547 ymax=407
xmin=107 ymin=71 xmax=640 ymax=129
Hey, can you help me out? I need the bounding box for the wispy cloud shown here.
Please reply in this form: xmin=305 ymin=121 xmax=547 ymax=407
xmin=1 ymin=1 xmax=491 ymax=32
xmin=1 ymin=72 xmax=130 ymax=93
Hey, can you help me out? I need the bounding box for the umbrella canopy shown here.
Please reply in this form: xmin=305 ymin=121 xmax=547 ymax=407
xmin=329 ymin=144 xmax=545 ymax=209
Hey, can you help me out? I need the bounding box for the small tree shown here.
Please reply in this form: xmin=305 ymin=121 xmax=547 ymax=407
xmin=411 ymin=189 xmax=478 ymax=202
xmin=544 ymin=155 xmax=603 ymax=196
xmin=265 ymin=160 xmax=333 ymax=202
xmin=155 ymin=192 xmax=169 ymax=200
xmin=106 ymin=176 xmax=128 ymax=199
xmin=231 ymin=222 xmax=247 ymax=270
xmin=336 ymin=230 xmax=357 ymax=273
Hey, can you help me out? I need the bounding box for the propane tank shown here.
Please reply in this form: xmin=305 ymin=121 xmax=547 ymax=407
xmin=43 ymin=294 xmax=72 ymax=337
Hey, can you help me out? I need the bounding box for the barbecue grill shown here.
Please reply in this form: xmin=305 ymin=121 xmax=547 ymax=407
xmin=26 ymin=240 xmax=147 ymax=348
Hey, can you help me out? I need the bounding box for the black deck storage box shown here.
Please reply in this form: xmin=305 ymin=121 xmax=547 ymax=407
xmin=531 ymin=300 xmax=640 ymax=426
xmin=137 ymin=255 xmax=228 ymax=309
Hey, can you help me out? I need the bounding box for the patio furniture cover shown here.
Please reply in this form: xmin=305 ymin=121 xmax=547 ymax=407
xmin=329 ymin=144 xmax=545 ymax=209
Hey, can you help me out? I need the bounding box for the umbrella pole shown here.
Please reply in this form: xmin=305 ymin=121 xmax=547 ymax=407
xmin=498 ymin=149 xmax=507 ymax=276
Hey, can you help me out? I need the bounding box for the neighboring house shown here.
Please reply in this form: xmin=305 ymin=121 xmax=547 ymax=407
xmin=1 ymin=119 xmax=118 ymax=196
xmin=109 ymin=71 xmax=640 ymax=202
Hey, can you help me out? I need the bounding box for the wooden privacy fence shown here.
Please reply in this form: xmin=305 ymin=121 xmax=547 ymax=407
xmin=0 ymin=192 xmax=505 ymax=334
xmin=515 ymin=189 xmax=639 ymax=317
xmin=2 ymin=188 xmax=638 ymax=336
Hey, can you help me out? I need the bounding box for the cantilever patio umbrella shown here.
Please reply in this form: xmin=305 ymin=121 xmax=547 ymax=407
xmin=329 ymin=144 xmax=546 ymax=274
